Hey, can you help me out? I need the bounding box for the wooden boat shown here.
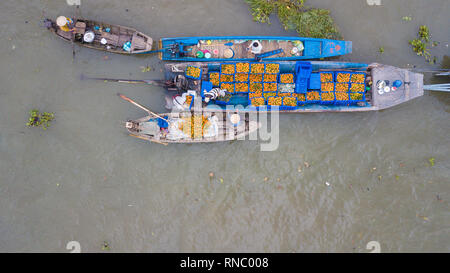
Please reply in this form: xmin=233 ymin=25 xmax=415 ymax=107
xmin=159 ymin=36 xmax=352 ymax=61
xmin=118 ymin=94 xmax=261 ymax=144
xmin=44 ymin=18 xmax=153 ymax=54
xmin=162 ymin=61 xmax=424 ymax=113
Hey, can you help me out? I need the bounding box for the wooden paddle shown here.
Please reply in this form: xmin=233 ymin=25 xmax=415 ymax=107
xmin=81 ymin=74 xmax=167 ymax=86
xmin=129 ymin=134 xmax=168 ymax=146
xmin=117 ymin=93 xmax=170 ymax=123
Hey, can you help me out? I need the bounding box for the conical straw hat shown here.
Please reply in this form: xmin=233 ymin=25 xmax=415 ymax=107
xmin=224 ymin=48 xmax=234 ymax=58
xmin=56 ymin=16 xmax=68 ymax=27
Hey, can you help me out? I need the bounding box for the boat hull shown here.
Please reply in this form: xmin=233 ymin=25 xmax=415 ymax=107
xmin=160 ymin=36 xmax=352 ymax=61
xmin=163 ymin=61 xmax=424 ymax=113
xmin=45 ymin=18 xmax=153 ymax=55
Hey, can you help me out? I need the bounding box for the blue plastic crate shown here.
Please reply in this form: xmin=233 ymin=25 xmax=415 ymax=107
xmin=185 ymin=65 xmax=202 ymax=80
xmin=262 ymin=73 xmax=278 ymax=83
xmin=295 ymin=94 xmax=307 ymax=106
xmin=264 ymin=63 xmax=280 ymax=74
xmin=250 ymin=63 xmax=265 ymax=74
xmin=219 ymin=73 xmax=234 ymax=83
xmin=235 ymin=82 xmax=250 ymax=94
xmin=181 ymin=95 xmax=195 ymax=110
xmin=305 ymin=91 xmax=321 ymax=104
xmin=308 ymin=73 xmax=321 ymax=90
xmin=200 ymin=81 xmax=213 ymax=98
xmin=319 ymin=92 xmax=336 ymax=105
xmin=295 ymin=62 xmax=312 ymax=94
xmin=349 ymin=92 xmax=366 ymax=104
xmin=220 ymin=63 xmax=236 ymax=75
xmin=334 ymin=71 xmax=352 ymax=83
xmin=208 ymin=72 xmax=221 ymax=86
xmin=265 ymin=96 xmax=281 ymax=111
xmin=320 ymin=82 xmax=336 ymax=93
xmin=263 ymin=82 xmax=278 ymax=93
xmin=334 ymin=91 xmax=351 ymax=105
xmin=235 ymin=73 xmax=249 ymax=83
xmin=349 ymin=82 xmax=366 ymax=93
xmin=319 ymin=71 xmax=334 ymax=83
xmin=295 ymin=61 xmax=312 ymax=77
xmin=280 ymin=97 xmax=298 ymax=110
xmin=249 ymin=73 xmax=264 ymax=83
xmin=235 ymin=62 xmax=251 ymax=73
xmin=214 ymin=91 xmax=233 ymax=105
xmin=279 ymin=73 xmax=295 ymax=84
xmin=219 ymin=82 xmax=235 ymax=94
xmin=349 ymin=72 xmax=367 ymax=84
xmin=248 ymin=96 xmax=266 ymax=110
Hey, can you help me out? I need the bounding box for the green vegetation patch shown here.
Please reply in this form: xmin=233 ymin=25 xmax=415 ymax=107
xmin=245 ymin=0 xmax=341 ymax=39
xmin=27 ymin=109 xmax=54 ymax=130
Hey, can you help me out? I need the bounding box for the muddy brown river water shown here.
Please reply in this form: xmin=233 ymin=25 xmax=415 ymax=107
xmin=0 ymin=0 xmax=449 ymax=252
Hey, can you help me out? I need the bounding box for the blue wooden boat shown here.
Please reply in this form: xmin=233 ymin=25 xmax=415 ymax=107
xmin=163 ymin=61 xmax=424 ymax=113
xmin=45 ymin=18 xmax=154 ymax=55
xmin=159 ymin=36 xmax=352 ymax=61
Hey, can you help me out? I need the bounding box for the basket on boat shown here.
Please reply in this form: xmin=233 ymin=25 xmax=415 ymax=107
xmin=235 ymin=82 xmax=249 ymax=93
xmin=280 ymin=96 xmax=298 ymax=110
xmin=236 ymin=62 xmax=250 ymax=73
xmin=220 ymin=74 xmax=234 ymax=83
xmin=209 ymin=72 xmax=220 ymax=86
xmin=349 ymin=92 xmax=365 ymax=104
xmin=220 ymin=83 xmax=235 ymax=94
xmin=335 ymin=71 xmax=352 ymax=83
xmin=235 ymin=73 xmax=249 ymax=83
xmin=319 ymin=72 xmax=334 ymax=83
xmin=263 ymin=73 xmax=278 ymax=83
xmin=319 ymin=92 xmax=335 ymax=105
xmin=250 ymin=63 xmax=265 ymax=74
xmin=248 ymin=97 xmax=266 ymax=110
xmin=220 ymin=63 xmax=236 ymax=75
xmin=185 ymin=65 xmax=202 ymax=80
xmin=306 ymin=91 xmax=321 ymax=104
xmin=334 ymin=92 xmax=351 ymax=105
xmin=265 ymin=63 xmax=280 ymax=74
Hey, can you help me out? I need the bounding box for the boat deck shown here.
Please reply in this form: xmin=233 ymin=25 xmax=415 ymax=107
xmin=371 ymin=64 xmax=424 ymax=110
xmin=184 ymin=40 xmax=301 ymax=59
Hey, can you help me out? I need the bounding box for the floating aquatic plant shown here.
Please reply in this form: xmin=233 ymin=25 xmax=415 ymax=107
xmin=245 ymin=0 xmax=341 ymax=39
xmin=26 ymin=109 xmax=54 ymax=130
xmin=409 ymin=25 xmax=438 ymax=64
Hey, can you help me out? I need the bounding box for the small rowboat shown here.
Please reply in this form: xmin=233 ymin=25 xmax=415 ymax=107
xmin=162 ymin=61 xmax=424 ymax=113
xmin=118 ymin=94 xmax=260 ymax=145
xmin=44 ymin=18 xmax=153 ymax=54
xmin=159 ymin=36 xmax=352 ymax=61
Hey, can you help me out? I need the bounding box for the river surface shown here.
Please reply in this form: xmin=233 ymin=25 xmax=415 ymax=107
xmin=0 ymin=0 xmax=449 ymax=252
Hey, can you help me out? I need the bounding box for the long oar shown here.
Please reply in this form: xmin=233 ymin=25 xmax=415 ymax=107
xmin=117 ymin=93 xmax=170 ymax=123
xmin=81 ymin=74 xmax=167 ymax=87
xmin=71 ymin=4 xmax=81 ymax=62
xmin=129 ymin=133 xmax=168 ymax=146
xmin=424 ymin=83 xmax=450 ymax=92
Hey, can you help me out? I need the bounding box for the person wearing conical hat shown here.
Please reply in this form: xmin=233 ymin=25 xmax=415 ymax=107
xmin=56 ymin=16 xmax=74 ymax=32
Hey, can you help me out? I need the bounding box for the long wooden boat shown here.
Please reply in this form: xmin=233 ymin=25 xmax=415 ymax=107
xmin=125 ymin=111 xmax=261 ymax=144
xmin=44 ymin=18 xmax=153 ymax=54
xmin=162 ymin=61 xmax=424 ymax=113
xmin=159 ymin=36 xmax=352 ymax=61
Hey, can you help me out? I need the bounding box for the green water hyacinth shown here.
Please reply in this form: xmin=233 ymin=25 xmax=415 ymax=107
xmin=27 ymin=109 xmax=54 ymax=130
xmin=245 ymin=0 xmax=341 ymax=39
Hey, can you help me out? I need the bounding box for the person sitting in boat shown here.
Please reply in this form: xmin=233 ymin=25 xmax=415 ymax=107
xmin=247 ymin=40 xmax=263 ymax=54
xmin=204 ymin=88 xmax=226 ymax=103
xmin=56 ymin=16 xmax=75 ymax=32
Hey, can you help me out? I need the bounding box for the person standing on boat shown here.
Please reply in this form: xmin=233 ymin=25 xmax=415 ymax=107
xmin=56 ymin=16 xmax=75 ymax=32
xmin=248 ymin=40 xmax=263 ymax=54
xmin=204 ymin=88 xmax=226 ymax=103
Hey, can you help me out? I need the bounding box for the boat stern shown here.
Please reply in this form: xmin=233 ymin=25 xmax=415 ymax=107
xmin=321 ymin=39 xmax=352 ymax=57
xmin=371 ymin=64 xmax=424 ymax=110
